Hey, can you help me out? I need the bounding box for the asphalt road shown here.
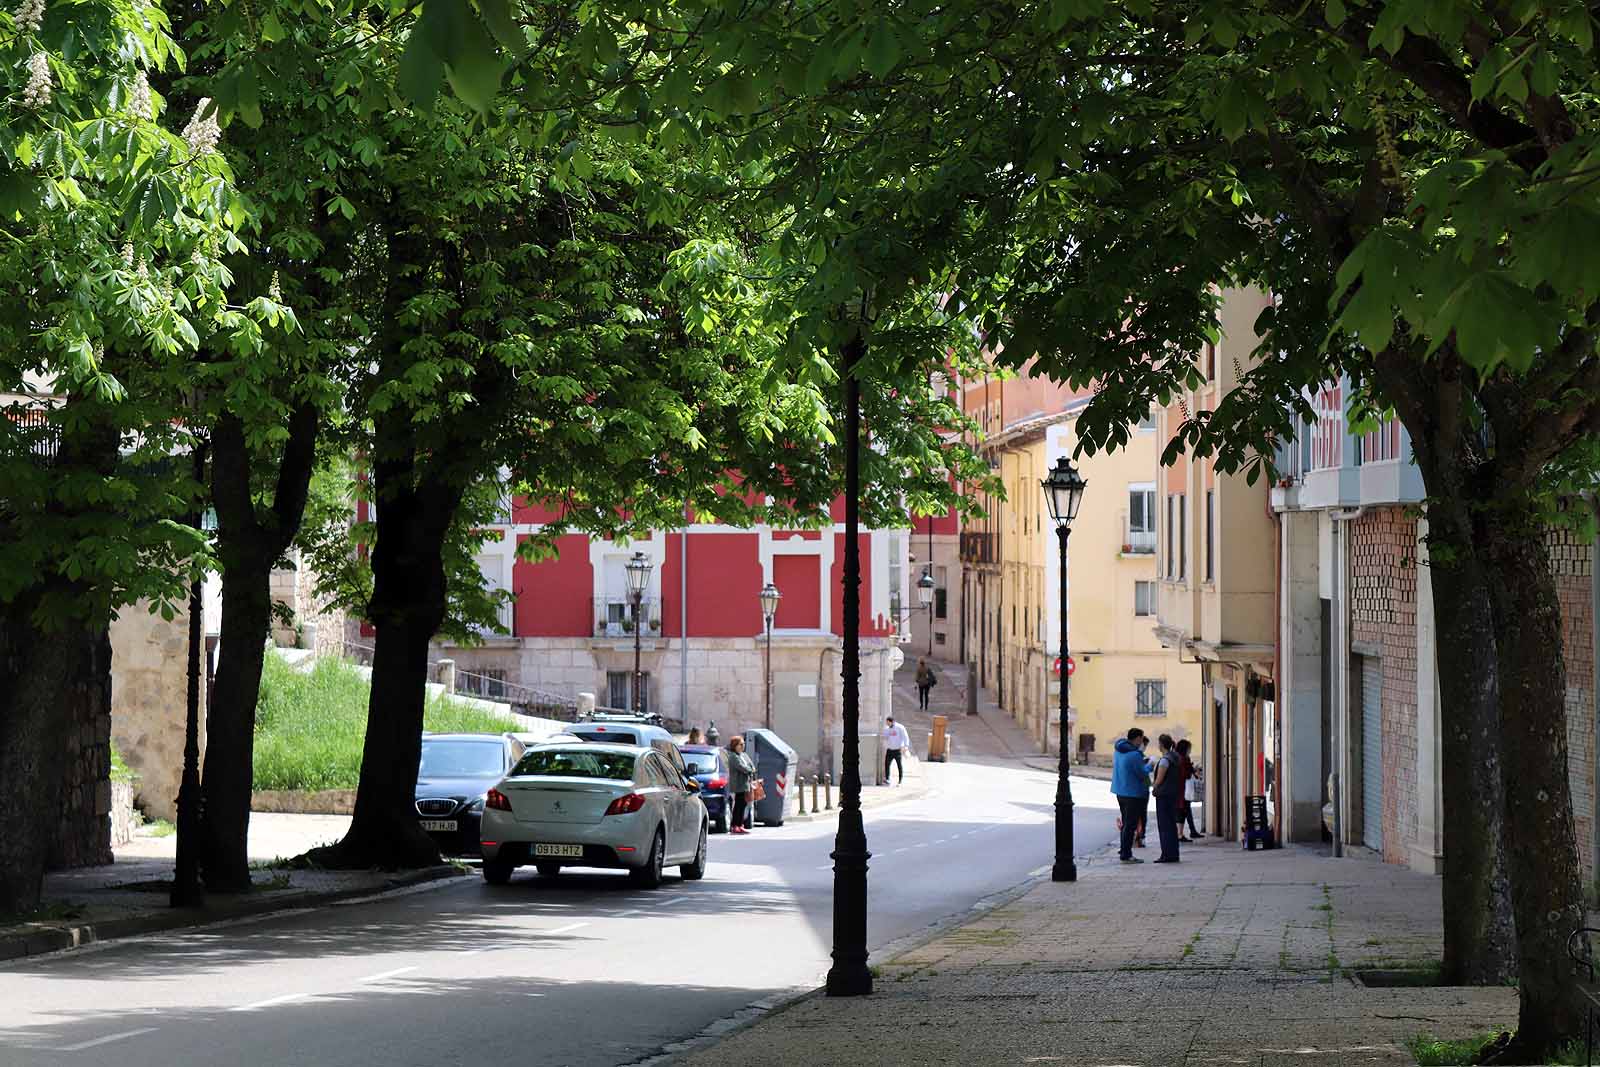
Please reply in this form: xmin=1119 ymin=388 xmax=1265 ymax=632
xmin=0 ymin=760 xmax=1120 ymax=1067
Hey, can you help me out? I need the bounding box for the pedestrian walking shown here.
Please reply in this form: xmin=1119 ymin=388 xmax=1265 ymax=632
xmin=1177 ymin=738 xmax=1204 ymax=840
xmin=726 ymin=735 xmax=758 ymax=835
xmin=914 ymin=658 xmax=937 ymax=711
xmin=686 ymin=727 xmax=703 ymax=745
xmin=1151 ymin=734 xmax=1183 ymax=863
xmin=1111 ymin=728 xmax=1151 ymax=863
xmin=882 ymin=715 xmax=911 ymax=784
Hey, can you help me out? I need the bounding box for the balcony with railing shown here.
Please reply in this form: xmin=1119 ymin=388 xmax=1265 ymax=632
xmin=1276 ymin=378 xmax=1422 ymax=511
xmin=592 ymin=596 xmax=661 ymax=638
xmin=960 ymin=530 xmax=997 ymax=564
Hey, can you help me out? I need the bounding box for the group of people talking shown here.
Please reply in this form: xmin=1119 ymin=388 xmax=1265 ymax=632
xmin=1109 ymin=728 xmax=1203 ymax=864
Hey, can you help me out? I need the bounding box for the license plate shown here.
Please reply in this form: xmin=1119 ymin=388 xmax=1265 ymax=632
xmin=420 ymin=819 xmax=457 ymax=832
xmin=533 ymin=843 xmax=584 ymax=858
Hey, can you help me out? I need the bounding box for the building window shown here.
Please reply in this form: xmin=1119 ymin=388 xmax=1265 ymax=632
xmin=1205 ymin=489 xmax=1215 ymax=582
xmin=606 ymin=671 xmax=649 ymax=713
xmin=1165 ymin=495 xmax=1175 ymax=579
xmin=935 ymin=631 xmax=946 ymax=645
xmin=935 ymin=566 xmax=948 ymax=619
xmin=1128 ymin=484 xmax=1156 ymax=553
xmin=1178 ymin=494 xmax=1187 ymax=581
xmin=1134 ymin=581 xmax=1156 ymax=617
xmin=1135 ymin=680 xmax=1167 ymax=717
xmin=1206 ymin=342 xmax=1216 ymax=382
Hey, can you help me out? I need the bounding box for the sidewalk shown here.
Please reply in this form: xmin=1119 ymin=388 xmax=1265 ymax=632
xmin=6 ymin=814 xmax=464 ymax=962
xmin=890 ymin=655 xmax=1045 ymax=766
xmin=672 ymin=838 xmax=1516 ymax=1066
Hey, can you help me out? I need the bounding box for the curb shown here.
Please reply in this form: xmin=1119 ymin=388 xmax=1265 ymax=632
xmin=1 ymin=865 xmax=465 ymax=963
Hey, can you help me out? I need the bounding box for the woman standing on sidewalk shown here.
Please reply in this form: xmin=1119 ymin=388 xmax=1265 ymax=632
xmin=726 ymin=735 xmax=757 ymax=835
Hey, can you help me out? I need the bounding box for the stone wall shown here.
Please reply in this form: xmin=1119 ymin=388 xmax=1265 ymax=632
xmin=1551 ymin=527 xmax=1597 ymax=885
xmin=110 ymin=601 xmax=201 ymax=821
xmin=1350 ymin=507 xmax=1420 ymax=867
xmin=49 ymin=626 xmax=114 ymax=869
xmin=269 ymin=549 xmax=345 ymax=656
xmin=110 ymin=778 xmax=137 ymax=847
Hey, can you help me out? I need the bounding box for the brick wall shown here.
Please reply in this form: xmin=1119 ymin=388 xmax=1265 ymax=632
xmin=1350 ymin=507 xmax=1419 ymax=866
xmin=1550 ymin=527 xmax=1596 ymax=885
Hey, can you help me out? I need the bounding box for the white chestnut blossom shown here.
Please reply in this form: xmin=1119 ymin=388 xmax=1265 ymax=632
xmin=181 ymin=98 xmax=221 ymax=155
xmin=121 ymin=243 xmax=135 ymax=267
xmin=19 ymin=50 xmax=51 ymax=109
xmin=267 ymin=271 xmax=282 ymax=302
xmin=128 ymin=70 xmax=153 ymax=121
xmin=12 ymin=0 xmax=44 ymax=35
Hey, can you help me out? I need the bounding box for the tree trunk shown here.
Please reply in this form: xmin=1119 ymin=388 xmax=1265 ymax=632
xmin=310 ymin=459 xmax=460 ymax=870
xmin=199 ymin=561 xmax=271 ymax=890
xmin=0 ymin=596 xmax=81 ymax=913
xmin=200 ymin=408 xmax=320 ymax=889
xmin=1481 ymin=514 xmax=1586 ymax=1060
xmin=1422 ymin=498 xmax=1518 ymax=985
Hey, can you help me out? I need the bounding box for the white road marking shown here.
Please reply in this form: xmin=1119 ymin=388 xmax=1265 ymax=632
xmin=55 ymin=1028 xmax=158 ymax=1052
xmin=1028 ymin=864 xmax=1051 ymax=878
xmin=544 ymin=922 xmax=589 ymax=935
xmin=231 ymin=992 xmax=310 ymax=1012
xmin=913 ymin=843 xmax=929 ymax=848
xmin=358 ymin=967 xmax=417 ymax=983
xmin=814 ymin=864 xmax=832 ymax=870
xmin=892 ymin=848 xmax=908 ymax=854
xmin=614 ymin=908 xmax=643 ymax=917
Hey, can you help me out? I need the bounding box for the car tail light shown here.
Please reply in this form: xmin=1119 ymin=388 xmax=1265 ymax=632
xmin=486 ymin=789 xmax=512 ymax=811
xmin=707 ymin=777 xmax=727 ymax=789
xmin=604 ymin=793 xmax=646 ymax=816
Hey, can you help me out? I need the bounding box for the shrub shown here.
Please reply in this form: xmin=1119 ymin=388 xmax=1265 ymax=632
xmin=254 ymin=654 xmax=512 ymax=791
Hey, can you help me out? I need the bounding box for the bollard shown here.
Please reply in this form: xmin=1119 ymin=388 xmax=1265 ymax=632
xmin=824 ymin=773 xmax=833 ymax=811
xmin=798 ymin=775 xmax=807 ymax=815
xmin=811 ymin=775 xmax=820 ymax=813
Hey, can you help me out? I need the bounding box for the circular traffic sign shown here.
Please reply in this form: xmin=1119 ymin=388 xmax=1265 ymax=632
xmin=1053 ymin=656 xmax=1075 ymax=677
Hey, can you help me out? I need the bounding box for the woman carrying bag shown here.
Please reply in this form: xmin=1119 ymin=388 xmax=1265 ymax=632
xmin=726 ymin=735 xmax=758 ymax=836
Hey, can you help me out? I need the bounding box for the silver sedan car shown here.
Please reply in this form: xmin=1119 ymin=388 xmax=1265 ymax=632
xmin=479 ymin=743 xmax=708 ymax=888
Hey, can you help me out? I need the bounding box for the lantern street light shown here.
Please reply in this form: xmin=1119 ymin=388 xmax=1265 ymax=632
xmin=1040 ymin=455 xmax=1087 ymax=883
xmin=625 ymin=551 xmax=653 ymax=715
xmin=916 ymin=567 xmax=936 ymax=654
xmin=760 ymin=582 xmax=781 ymax=729
xmin=172 ymin=436 xmax=208 ymax=909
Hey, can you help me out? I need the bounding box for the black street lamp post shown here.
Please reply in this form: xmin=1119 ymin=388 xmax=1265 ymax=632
xmin=916 ymin=567 xmax=935 ymax=654
xmin=827 ymin=331 xmax=872 ymax=998
xmin=1041 ymin=456 xmax=1087 ymax=883
xmin=760 ymin=582 xmax=781 ymax=729
xmin=625 ymin=551 xmax=652 ymax=715
xmin=172 ymin=438 xmax=208 ymax=909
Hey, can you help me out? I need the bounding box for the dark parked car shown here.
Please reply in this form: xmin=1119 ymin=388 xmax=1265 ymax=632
xmin=414 ymin=733 xmax=523 ymax=856
xmin=678 ymin=743 xmax=731 ymax=833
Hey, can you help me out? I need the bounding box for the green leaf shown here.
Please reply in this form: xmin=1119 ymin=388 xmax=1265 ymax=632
xmin=476 ymin=0 xmax=527 ymax=58
xmin=1325 ymin=0 xmax=1347 ymax=27
xmin=238 ymin=67 xmax=262 ymax=128
xmin=260 ymin=12 xmax=286 ymax=42
xmin=398 ymin=36 xmax=444 ymax=110
xmin=865 ymin=25 xmax=902 ymax=78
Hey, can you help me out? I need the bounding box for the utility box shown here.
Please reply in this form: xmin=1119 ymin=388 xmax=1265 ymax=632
xmin=927 ymin=716 xmax=949 ymax=762
xmin=745 ymin=728 xmax=798 ymax=827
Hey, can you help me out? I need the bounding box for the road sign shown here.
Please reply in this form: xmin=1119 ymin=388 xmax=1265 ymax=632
xmin=1053 ymin=656 xmax=1075 ymax=677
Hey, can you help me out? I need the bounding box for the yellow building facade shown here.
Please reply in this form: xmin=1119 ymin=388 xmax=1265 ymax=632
xmin=961 ymin=391 xmax=1203 ymax=762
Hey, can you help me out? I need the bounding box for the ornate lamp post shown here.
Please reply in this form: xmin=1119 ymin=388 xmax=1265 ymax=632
xmin=760 ymin=582 xmax=781 ymax=730
xmin=625 ymin=551 xmax=652 ymax=714
xmin=916 ymin=568 xmax=935 ymax=653
xmin=1040 ymin=456 xmax=1087 ymax=883
xmin=172 ymin=437 xmax=209 ymax=909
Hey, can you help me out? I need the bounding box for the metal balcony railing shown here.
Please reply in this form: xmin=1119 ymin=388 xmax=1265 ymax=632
xmin=593 ymin=596 xmax=660 ymax=638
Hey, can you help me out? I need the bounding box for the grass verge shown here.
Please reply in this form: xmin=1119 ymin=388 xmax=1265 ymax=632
xmin=254 ymin=653 xmax=513 ymax=791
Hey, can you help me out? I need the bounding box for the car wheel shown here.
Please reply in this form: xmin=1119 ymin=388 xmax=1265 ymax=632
xmin=483 ymin=857 xmax=515 ymax=885
xmin=711 ymin=816 xmax=727 ymax=834
xmin=535 ymin=862 xmax=561 ymax=878
xmin=680 ymin=824 xmax=707 ymax=881
xmin=630 ymin=827 xmax=665 ymax=889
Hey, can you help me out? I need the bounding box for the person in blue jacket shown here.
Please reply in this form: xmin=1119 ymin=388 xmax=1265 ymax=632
xmin=1111 ymin=728 xmax=1152 ymax=863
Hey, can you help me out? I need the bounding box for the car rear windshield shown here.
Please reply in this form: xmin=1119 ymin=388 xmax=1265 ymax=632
xmin=512 ymin=748 xmax=636 ymax=781
xmin=419 ymin=740 xmax=505 ymax=778
xmin=680 ymin=752 xmax=720 ymax=774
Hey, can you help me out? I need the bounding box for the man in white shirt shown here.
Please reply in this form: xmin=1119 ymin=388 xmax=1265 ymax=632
xmin=882 ymin=716 xmax=911 ymax=785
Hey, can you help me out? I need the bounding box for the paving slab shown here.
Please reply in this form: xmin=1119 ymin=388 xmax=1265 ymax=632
xmin=669 ymin=837 xmax=1518 ymax=1067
